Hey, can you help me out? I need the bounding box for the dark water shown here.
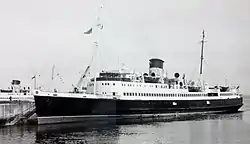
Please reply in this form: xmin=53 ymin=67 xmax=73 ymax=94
xmin=1 ymin=97 xmax=250 ymax=144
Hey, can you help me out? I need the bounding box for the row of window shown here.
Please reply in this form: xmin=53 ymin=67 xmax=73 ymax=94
xmin=0 ymin=97 xmax=31 ymax=99
xmin=123 ymin=92 xmax=209 ymax=97
xmin=100 ymin=82 xmax=186 ymax=89
xmin=122 ymin=83 xmax=170 ymax=89
xmin=101 ymin=83 xmax=115 ymax=86
xmin=220 ymin=93 xmax=233 ymax=96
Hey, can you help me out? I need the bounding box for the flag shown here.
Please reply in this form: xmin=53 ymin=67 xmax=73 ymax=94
xmin=84 ymin=28 xmax=93 ymax=34
xmin=97 ymin=23 xmax=103 ymax=29
xmin=32 ymin=74 xmax=40 ymax=79
xmin=84 ymin=23 xmax=103 ymax=35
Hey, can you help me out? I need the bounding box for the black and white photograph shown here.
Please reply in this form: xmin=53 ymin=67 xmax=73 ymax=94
xmin=0 ymin=0 xmax=249 ymax=143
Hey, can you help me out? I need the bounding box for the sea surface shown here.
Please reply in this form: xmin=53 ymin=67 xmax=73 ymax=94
xmin=0 ymin=96 xmax=250 ymax=144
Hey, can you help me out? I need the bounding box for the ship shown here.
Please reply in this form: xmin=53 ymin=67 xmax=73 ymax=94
xmin=33 ymin=32 xmax=243 ymax=124
xmin=0 ymin=80 xmax=34 ymax=103
xmin=33 ymin=6 xmax=243 ymax=125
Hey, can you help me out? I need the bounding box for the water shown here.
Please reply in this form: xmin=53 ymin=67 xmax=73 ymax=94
xmin=0 ymin=97 xmax=250 ymax=144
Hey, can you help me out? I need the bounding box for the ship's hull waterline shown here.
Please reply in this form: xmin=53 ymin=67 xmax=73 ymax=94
xmin=34 ymin=95 xmax=243 ymax=124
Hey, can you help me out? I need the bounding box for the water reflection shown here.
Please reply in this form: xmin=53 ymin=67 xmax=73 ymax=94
xmin=36 ymin=122 xmax=120 ymax=144
xmin=35 ymin=112 xmax=243 ymax=144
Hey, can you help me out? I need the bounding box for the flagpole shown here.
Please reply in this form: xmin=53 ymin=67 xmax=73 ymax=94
xmin=34 ymin=75 xmax=36 ymax=89
xmin=33 ymin=74 xmax=36 ymax=90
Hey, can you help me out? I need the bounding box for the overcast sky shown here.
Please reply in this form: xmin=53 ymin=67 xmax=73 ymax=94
xmin=0 ymin=0 xmax=249 ymax=94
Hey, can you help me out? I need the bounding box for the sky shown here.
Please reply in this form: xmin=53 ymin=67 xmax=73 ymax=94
xmin=0 ymin=0 xmax=249 ymax=94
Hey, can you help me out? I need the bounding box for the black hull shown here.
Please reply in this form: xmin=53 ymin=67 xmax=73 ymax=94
xmin=34 ymin=96 xmax=243 ymax=124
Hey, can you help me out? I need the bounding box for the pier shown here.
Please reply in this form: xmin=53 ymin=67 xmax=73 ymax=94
xmin=0 ymin=102 xmax=36 ymax=127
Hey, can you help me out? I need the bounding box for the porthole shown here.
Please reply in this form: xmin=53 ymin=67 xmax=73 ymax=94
xmin=206 ymin=101 xmax=210 ymax=105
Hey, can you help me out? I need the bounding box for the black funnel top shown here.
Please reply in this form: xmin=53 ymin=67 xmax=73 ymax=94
xmin=11 ymin=80 xmax=21 ymax=85
xmin=149 ymin=58 xmax=164 ymax=69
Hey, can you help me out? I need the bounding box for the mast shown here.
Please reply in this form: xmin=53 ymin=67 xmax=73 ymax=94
xmin=52 ymin=64 xmax=55 ymax=80
xmin=34 ymin=75 xmax=36 ymax=89
xmin=93 ymin=5 xmax=103 ymax=96
xmin=199 ymin=30 xmax=206 ymax=75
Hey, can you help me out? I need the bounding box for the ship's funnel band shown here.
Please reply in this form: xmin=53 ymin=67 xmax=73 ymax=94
xmin=149 ymin=58 xmax=164 ymax=69
xmin=11 ymin=80 xmax=21 ymax=85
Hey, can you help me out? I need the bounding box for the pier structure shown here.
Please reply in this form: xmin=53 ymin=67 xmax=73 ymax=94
xmin=0 ymin=101 xmax=36 ymax=126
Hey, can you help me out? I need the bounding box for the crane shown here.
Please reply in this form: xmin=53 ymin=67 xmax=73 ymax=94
xmin=73 ymin=65 xmax=91 ymax=93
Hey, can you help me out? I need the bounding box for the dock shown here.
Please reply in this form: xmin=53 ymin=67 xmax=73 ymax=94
xmin=0 ymin=101 xmax=37 ymax=127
